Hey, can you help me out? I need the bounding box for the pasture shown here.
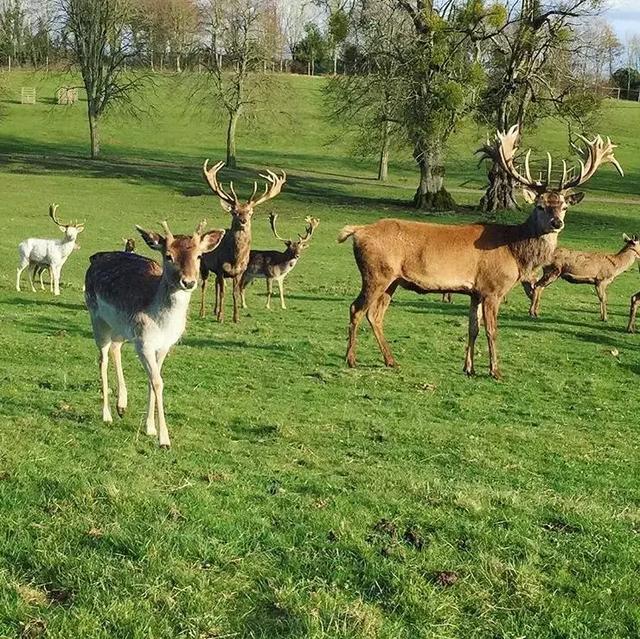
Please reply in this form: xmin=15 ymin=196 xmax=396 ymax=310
xmin=1 ymin=71 xmax=640 ymax=638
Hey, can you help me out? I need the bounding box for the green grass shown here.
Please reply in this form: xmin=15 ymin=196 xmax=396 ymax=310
xmin=0 ymin=70 xmax=640 ymax=638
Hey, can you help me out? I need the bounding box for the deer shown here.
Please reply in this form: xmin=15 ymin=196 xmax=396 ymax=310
xmin=338 ymin=125 xmax=623 ymax=378
xmin=85 ymin=220 xmax=225 ymax=448
xmin=627 ymin=290 xmax=640 ymax=333
xmin=199 ymin=160 xmax=287 ymax=323
xmin=16 ymin=204 xmax=84 ymax=296
xmin=529 ymin=234 xmax=640 ymax=320
xmin=240 ymin=214 xmax=319 ymax=310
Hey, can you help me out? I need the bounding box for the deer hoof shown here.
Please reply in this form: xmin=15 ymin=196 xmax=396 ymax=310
xmin=490 ymin=369 xmax=502 ymax=380
xmin=116 ymin=406 xmax=126 ymax=418
xmin=464 ymin=367 xmax=475 ymax=377
xmin=159 ymin=443 xmax=171 ymax=450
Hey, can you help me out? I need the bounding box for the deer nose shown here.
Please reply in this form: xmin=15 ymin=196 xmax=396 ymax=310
xmin=181 ymin=278 xmax=197 ymax=290
xmin=551 ymin=218 xmax=564 ymax=230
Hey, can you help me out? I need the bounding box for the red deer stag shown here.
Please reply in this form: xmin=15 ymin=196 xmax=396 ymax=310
xmin=199 ymin=160 xmax=286 ymax=323
xmin=529 ymin=234 xmax=640 ymax=320
xmin=85 ymin=220 xmax=225 ymax=448
xmin=240 ymin=214 xmax=319 ymax=310
xmin=338 ymin=126 xmax=623 ymax=378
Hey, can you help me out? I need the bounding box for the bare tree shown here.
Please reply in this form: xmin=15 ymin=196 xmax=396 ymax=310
xmin=61 ymin=0 xmax=145 ymax=158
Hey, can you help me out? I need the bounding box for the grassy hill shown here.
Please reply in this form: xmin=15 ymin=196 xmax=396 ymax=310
xmin=0 ymin=71 xmax=639 ymax=638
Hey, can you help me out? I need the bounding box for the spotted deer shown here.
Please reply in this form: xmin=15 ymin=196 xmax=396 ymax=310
xmin=85 ymin=220 xmax=225 ymax=448
xmin=240 ymin=214 xmax=319 ymax=310
xmin=338 ymin=126 xmax=623 ymax=378
xmin=530 ymin=235 xmax=640 ymax=320
xmin=17 ymin=204 xmax=84 ymax=295
xmin=199 ymin=160 xmax=287 ymax=323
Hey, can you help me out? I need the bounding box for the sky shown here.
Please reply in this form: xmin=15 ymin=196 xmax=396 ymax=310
xmin=606 ymin=0 xmax=640 ymax=39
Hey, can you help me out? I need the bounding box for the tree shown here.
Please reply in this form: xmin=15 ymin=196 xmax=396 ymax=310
xmin=326 ymin=7 xmax=349 ymax=73
xmin=0 ymin=0 xmax=28 ymax=68
xmin=202 ymin=0 xmax=274 ymax=168
xmin=476 ymin=0 xmax=604 ymax=212
xmin=293 ymin=21 xmax=327 ymax=75
xmin=61 ymin=0 xmax=145 ymax=158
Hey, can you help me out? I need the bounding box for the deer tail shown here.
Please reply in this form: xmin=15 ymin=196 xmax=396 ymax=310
xmin=337 ymin=225 xmax=364 ymax=244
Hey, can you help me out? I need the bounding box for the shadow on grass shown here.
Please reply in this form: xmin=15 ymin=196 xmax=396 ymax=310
xmin=5 ymin=296 xmax=85 ymax=312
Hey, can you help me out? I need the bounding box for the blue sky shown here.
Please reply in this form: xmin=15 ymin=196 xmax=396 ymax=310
xmin=606 ymin=0 xmax=640 ymax=38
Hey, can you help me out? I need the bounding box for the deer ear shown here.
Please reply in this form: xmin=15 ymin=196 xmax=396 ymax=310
xmin=522 ymin=188 xmax=537 ymax=204
xmin=623 ymin=233 xmax=632 ymax=242
xmin=200 ymin=229 xmax=225 ymax=253
xmin=136 ymin=225 xmax=165 ymax=251
xmin=566 ymin=192 xmax=585 ymax=206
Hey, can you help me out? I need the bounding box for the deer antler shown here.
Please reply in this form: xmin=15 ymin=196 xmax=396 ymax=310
xmin=477 ymin=125 xmax=549 ymax=193
xmin=49 ymin=203 xmax=67 ymax=227
xmin=203 ymin=160 xmax=238 ymax=206
xmin=269 ymin=213 xmax=290 ymax=243
xmin=193 ymin=218 xmax=207 ymax=237
xmin=160 ymin=221 xmax=174 ymax=242
xmin=561 ymin=134 xmax=624 ymax=190
xmin=298 ymin=216 xmax=319 ymax=243
xmin=249 ymin=169 xmax=287 ymax=207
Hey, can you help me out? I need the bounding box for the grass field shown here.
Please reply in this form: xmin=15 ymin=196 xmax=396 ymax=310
xmin=1 ymin=70 xmax=640 ymax=639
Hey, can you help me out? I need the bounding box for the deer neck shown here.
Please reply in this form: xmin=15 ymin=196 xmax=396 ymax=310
xmin=151 ymin=275 xmax=192 ymax=324
xmin=611 ymin=246 xmax=637 ymax=273
xmin=509 ymin=215 xmax=560 ymax=279
xmin=58 ymin=235 xmax=78 ymax=258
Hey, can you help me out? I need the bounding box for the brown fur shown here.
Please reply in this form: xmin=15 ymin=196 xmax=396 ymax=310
xmin=530 ymin=235 xmax=640 ymax=320
xmin=627 ymin=290 xmax=640 ymax=333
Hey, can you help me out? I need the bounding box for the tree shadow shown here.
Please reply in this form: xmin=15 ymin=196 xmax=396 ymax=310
xmin=5 ymin=296 xmax=85 ymax=312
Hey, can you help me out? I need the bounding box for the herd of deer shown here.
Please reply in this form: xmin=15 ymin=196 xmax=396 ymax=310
xmin=14 ymin=125 xmax=636 ymax=447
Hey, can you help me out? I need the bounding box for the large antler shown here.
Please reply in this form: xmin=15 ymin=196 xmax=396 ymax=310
xmin=249 ymin=169 xmax=287 ymax=207
xmin=478 ymin=124 xmax=549 ymax=193
xmin=298 ymin=216 xmax=319 ymax=243
xmin=561 ymin=134 xmax=624 ymax=190
xmin=49 ymin=203 xmax=65 ymax=227
xmin=203 ymin=160 xmax=238 ymax=207
xmin=269 ymin=213 xmax=290 ymax=243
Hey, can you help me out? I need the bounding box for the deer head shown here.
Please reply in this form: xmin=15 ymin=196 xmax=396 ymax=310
xmin=622 ymin=233 xmax=640 ymax=259
xmin=479 ymin=125 xmax=624 ymax=235
xmin=203 ymin=160 xmax=286 ymax=229
xmin=49 ymin=204 xmax=85 ymax=241
xmin=136 ymin=219 xmax=225 ymax=291
xmin=269 ymin=214 xmax=320 ymax=257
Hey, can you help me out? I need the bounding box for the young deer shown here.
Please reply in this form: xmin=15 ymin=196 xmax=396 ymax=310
xmin=530 ymin=234 xmax=640 ymax=320
xmin=240 ymin=214 xmax=319 ymax=310
xmin=339 ymin=126 xmax=623 ymax=378
xmin=199 ymin=160 xmax=287 ymax=323
xmin=17 ymin=204 xmax=84 ymax=295
xmin=85 ymin=220 xmax=225 ymax=448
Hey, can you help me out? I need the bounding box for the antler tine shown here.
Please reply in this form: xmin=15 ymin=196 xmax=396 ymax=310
xmin=561 ymin=133 xmax=624 ymax=190
xmin=202 ymin=159 xmax=237 ymax=205
xmin=249 ymin=168 xmax=287 ymax=207
xmin=269 ymin=212 xmax=290 ymax=243
xmin=161 ymin=220 xmax=174 ymax=240
xmin=228 ymin=181 xmax=239 ymax=202
xmin=298 ymin=216 xmax=319 ymax=243
xmin=194 ymin=218 xmax=207 ymax=237
xmin=559 ymin=160 xmax=567 ymax=189
xmin=546 ymin=153 xmax=552 ymax=186
xmin=49 ymin=203 xmax=67 ymax=227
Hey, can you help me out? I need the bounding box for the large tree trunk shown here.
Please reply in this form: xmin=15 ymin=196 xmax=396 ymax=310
xmin=88 ymin=107 xmax=100 ymax=159
xmin=226 ymin=110 xmax=239 ymax=168
xmin=412 ymin=141 xmax=455 ymax=211
xmin=377 ymin=121 xmax=390 ymax=181
xmin=480 ymin=161 xmax=518 ymax=212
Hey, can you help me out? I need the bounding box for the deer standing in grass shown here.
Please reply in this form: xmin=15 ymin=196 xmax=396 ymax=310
xmin=85 ymin=220 xmax=225 ymax=448
xmin=529 ymin=235 xmax=640 ymax=320
xmin=199 ymin=160 xmax=287 ymax=323
xmin=16 ymin=204 xmax=84 ymax=295
xmin=339 ymin=126 xmax=623 ymax=378
xmin=240 ymin=214 xmax=319 ymax=310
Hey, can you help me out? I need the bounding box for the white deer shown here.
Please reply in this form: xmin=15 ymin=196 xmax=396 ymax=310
xmin=84 ymin=219 xmax=224 ymax=448
xmin=16 ymin=204 xmax=84 ymax=295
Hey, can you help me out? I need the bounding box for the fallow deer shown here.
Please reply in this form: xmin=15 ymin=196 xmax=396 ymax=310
xmin=338 ymin=126 xmax=623 ymax=378
xmin=17 ymin=204 xmax=84 ymax=295
xmin=530 ymin=235 xmax=640 ymax=320
xmin=199 ymin=160 xmax=287 ymax=323
xmin=85 ymin=220 xmax=225 ymax=448
xmin=627 ymin=290 xmax=640 ymax=333
xmin=240 ymin=214 xmax=319 ymax=310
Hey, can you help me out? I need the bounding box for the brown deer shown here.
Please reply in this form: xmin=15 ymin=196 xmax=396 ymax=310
xmin=338 ymin=126 xmax=623 ymax=378
xmin=240 ymin=214 xmax=319 ymax=310
xmin=85 ymin=220 xmax=225 ymax=448
xmin=529 ymin=235 xmax=640 ymax=320
xmin=627 ymin=290 xmax=640 ymax=333
xmin=199 ymin=160 xmax=287 ymax=323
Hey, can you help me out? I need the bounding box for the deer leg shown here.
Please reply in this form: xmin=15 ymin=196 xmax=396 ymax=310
xmin=27 ymin=265 xmax=37 ymax=293
xmin=216 ymin=275 xmax=225 ymax=323
xmin=627 ymin=292 xmax=640 ymax=333
xmin=99 ymin=342 xmax=113 ymax=423
xmin=482 ymin=296 xmax=502 ymax=380
xmin=240 ymin=275 xmax=248 ymax=309
xmin=52 ymin=265 xmax=61 ymax=296
xmin=232 ymin=276 xmax=242 ymax=323
xmin=347 ymin=282 xmax=389 ymax=368
xmin=463 ymin=294 xmax=482 ymax=376
xmin=366 ymin=284 xmax=397 ymax=367
xmin=38 ymin=267 xmax=46 ymax=291
xmin=265 ymin=279 xmax=273 ymax=309
xmin=110 ymin=341 xmax=127 ymax=418
xmin=595 ymin=282 xmax=609 ymax=321
xmin=199 ymin=273 xmax=208 ymax=318
xmin=136 ymin=345 xmax=169 ymax=448
xmin=16 ymin=258 xmax=29 ymax=292
xmin=442 ymin=293 xmax=452 ymax=303
xmin=530 ymin=268 xmax=560 ymax=317
xmin=277 ymin=278 xmax=286 ymax=310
